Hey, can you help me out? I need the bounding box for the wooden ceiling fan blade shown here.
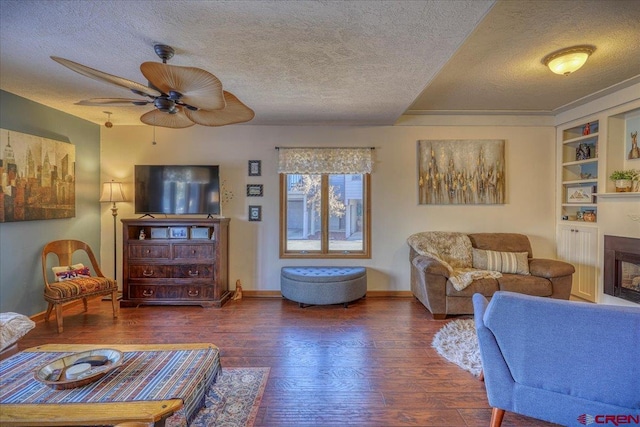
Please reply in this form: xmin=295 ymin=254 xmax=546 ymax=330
xmin=51 ymin=56 xmax=161 ymax=97
xmin=183 ymin=91 xmax=255 ymax=126
xmin=140 ymin=62 xmax=225 ymax=110
xmin=140 ymin=107 xmax=195 ymax=129
xmin=75 ymin=98 xmax=151 ymax=106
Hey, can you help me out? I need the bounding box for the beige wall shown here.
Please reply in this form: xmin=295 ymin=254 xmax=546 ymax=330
xmin=100 ymin=122 xmax=557 ymax=292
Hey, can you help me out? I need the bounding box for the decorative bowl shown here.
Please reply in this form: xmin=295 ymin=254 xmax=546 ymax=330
xmin=34 ymin=348 xmax=124 ymax=390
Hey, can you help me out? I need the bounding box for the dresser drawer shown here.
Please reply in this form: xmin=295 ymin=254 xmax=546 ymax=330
xmin=173 ymin=244 xmax=214 ymax=259
xmin=178 ymin=286 xmax=211 ymax=300
xmin=128 ymin=244 xmax=170 ymax=259
xmin=129 ymin=284 xmax=211 ymax=300
xmin=129 ymin=265 xmax=170 ymax=279
xmin=129 ymin=285 xmax=163 ymax=299
xmin=172 ymin=264 xmax=213 ymax=279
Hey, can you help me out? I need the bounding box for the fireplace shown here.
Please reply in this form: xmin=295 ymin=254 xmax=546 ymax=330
xmin=604 ymin=235 xmax=640 ymax=304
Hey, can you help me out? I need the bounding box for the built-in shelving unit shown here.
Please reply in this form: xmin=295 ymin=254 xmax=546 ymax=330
xmin=560 ymin=120 xmax=599 ymax=223
xmin=557 ymin=118 xmax=600 ymax=302
xmin=556 ymin=102 xmax=640 ymax=304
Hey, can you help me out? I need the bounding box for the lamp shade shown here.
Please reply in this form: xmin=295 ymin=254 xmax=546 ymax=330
xmin=99 ymin=181 xmax=126 ymax=203
xmin=543 ymin=45 xmax=595 ymax=76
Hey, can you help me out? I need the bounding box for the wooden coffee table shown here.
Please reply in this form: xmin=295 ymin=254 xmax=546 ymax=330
xmin=0 ymin=343 xmax=220 ymax=427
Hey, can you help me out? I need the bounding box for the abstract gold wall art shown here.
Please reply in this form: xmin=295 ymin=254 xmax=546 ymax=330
xmin=417 ymin=139 xmax=505 ymax=205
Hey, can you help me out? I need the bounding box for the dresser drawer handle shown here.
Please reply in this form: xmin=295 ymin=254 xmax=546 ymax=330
xmin=188 ymin=270 xmax=199 ymax=277
xmin=188 ymin=290 xmax=199 ymax=297
xmin=146 ymin=249 xmax=151 ymax=254
xmin=192 ymin=249 xmax=197 ymax=254
xmin=143 ymin=270 xmax=154 ymax=277
xmin=142 ymin=289 xmax=154 ymax=297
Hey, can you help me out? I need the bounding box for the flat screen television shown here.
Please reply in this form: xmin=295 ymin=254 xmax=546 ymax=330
xmin=134 ymin=165 xmax=220 ymax=216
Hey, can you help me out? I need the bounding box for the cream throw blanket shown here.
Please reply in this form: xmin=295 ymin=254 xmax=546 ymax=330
xmin=407 ymin=231 xmax=502 ymax=291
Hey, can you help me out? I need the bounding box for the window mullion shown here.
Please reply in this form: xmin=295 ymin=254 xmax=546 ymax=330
xmin=321 ymin=175 xmax=329 ymax=253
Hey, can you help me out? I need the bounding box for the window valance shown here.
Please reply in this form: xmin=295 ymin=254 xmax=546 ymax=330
xmin=277 ymin=147 xmax=373 ymax=174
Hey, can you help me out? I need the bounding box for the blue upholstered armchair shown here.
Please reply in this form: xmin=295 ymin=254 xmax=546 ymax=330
xmin=473 ymin=291 xmax=640 ymax=427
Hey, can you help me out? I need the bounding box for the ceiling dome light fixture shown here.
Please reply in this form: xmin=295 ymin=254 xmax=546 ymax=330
xmin=543 ymin=45 xmax=595 ymax=76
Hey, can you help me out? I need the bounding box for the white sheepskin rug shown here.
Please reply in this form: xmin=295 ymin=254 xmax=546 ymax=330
xmin=431 ymin=318 xmax=482 ymax=377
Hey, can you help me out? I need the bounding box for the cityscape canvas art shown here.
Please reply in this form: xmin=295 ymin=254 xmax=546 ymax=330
xmin=0 ymin=129 xmax=76 ymax=222
xmin=417 ymin=139 xmax=505 ymax=205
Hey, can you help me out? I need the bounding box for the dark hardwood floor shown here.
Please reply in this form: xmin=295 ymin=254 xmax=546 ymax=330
xmin=16 ymin=296 xmax=557 ymax=427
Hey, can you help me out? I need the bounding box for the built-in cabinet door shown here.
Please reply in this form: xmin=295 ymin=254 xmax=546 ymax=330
xmin=557 ymin=224 xmax=598 ymax=302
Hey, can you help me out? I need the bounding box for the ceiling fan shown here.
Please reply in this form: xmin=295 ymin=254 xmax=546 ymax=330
xmin=51 ymin=44 xmax=254 ymax=128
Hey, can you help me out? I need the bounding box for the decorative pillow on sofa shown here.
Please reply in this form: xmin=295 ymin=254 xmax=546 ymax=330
xmin=472 ymin=249 xmax=530 ymax=275
xmin=52 ymin=263 xmax=91 ymax=282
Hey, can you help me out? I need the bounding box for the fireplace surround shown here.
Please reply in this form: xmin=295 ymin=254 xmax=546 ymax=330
xmin=604 ymin=235 xmax=640 ymax=304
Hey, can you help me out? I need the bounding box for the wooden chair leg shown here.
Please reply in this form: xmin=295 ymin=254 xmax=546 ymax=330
xmin=45 ymin=302 xmax=54 ymax=321
xmin=82 ymin=298 xmax=88 ymax=312
xmin=490 ymin=407 xmax=505 ymax=427
xmin=55 ymin=303 xmax=64 ymax=333
xmin=111 ymin=290 xmax=119 ymax=318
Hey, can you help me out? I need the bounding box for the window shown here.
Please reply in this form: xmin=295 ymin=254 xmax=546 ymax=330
xmin=277 ymin=147 xmax=373 ymax=258
xmin=280 ymin=173 xmax=370 ymax=258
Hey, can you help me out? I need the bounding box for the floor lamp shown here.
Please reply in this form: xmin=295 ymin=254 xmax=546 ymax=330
xmin=100 ymin=181 xmax=126 ymax=291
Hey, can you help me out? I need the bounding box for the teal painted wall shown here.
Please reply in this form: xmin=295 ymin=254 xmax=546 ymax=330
xmin=0 ymin=90 xmax=101 ymax=316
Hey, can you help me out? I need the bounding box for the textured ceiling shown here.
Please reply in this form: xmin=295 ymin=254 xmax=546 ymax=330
xmin=1 ymin=0 xmax=639 ymax=128
xmin=408 ymin=0 xmax=640 ymax=115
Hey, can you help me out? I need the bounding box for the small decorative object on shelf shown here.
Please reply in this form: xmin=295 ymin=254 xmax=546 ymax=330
xmin=567 ymin=186 xmax=593 ymax=203
xmin=169 ymin=227 xmax=188 ymax=238
xmin=139 ymin=229 xmax=146 ymax=240
xmin=576 ymin=143 xmax=591 ymax=160
xmin=629 ymin=131 xmax=639 ymax=160
xmin=609 ymin=169 xmax=638 ymax=192
xmin=583 ymin=123 xmax=590 ymax=135
xmin=583 ymin=210 xmax=596 ymax=222
xmin=576 ymin=211 xmax=584 ymax=221
xmin=190 ymin=227 xmax=210 ymax=239
xmin=150 ymin=227 xmax=168 ymax=239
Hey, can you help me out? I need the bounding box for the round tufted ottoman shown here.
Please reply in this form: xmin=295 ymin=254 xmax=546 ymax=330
xmin=281 ymin=266 xmax=367 ymax=308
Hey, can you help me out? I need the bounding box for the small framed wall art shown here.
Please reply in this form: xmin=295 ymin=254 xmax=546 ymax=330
xmin=247 ymin=184 xmax=263 ymax=197
xmin=566 ymin=186 xmax=594 ymax=203
xmin=248 ymin=160 xmax=261 ymax=176
xmin=248 ymin=205 xmax=262 ymax=221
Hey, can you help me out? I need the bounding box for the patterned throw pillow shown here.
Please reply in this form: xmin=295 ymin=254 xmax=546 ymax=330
xmin=52 ymin=263 xmax=92 ymax=282
xmin=472 ymin=249 xmax=530 ymax=275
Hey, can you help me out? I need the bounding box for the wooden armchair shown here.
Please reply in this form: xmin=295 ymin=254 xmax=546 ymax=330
xmin=42 ymin=240 xmax=119 ymax=333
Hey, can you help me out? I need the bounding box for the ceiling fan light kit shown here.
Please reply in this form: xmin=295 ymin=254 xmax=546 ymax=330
xmin=103 ymin=111 xmax=113 ymax=128
xmin=543 ymin=45 xmax=595 ymax=76
xmin=51 ymin=44 xmax=254 ymax=128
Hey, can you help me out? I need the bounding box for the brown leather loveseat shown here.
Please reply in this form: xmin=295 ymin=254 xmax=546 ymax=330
xmin=408 ymin=232 xmax=575 ymax=319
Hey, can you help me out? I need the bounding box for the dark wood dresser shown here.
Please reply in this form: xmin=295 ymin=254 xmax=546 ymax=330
xmin=120 ymin=218 xmax=230 ymax=307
